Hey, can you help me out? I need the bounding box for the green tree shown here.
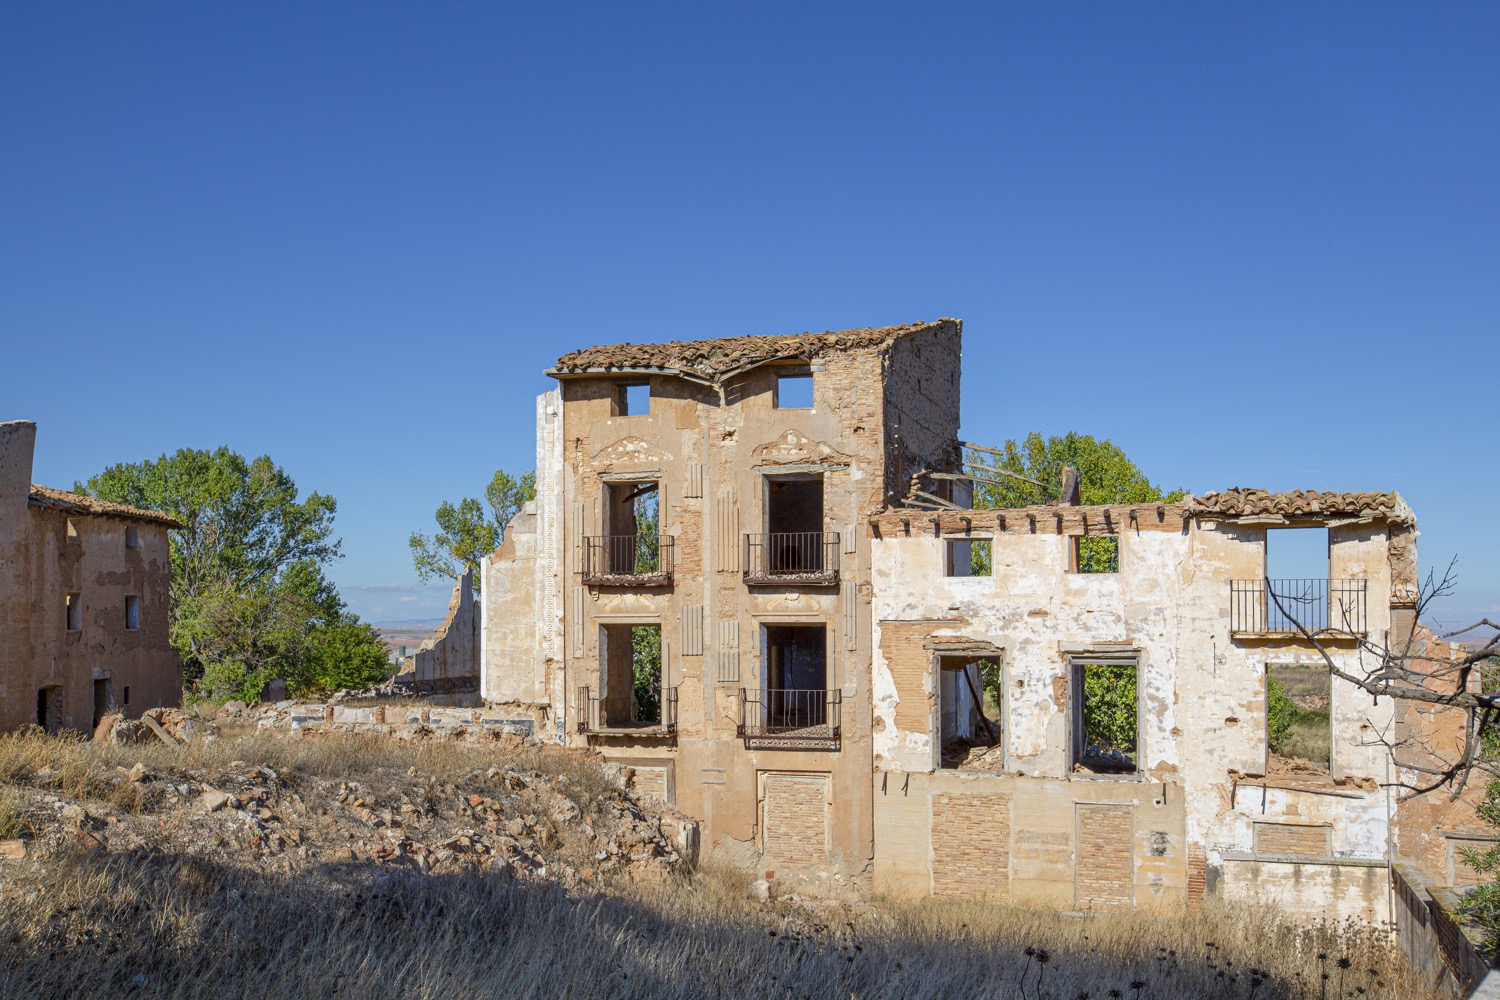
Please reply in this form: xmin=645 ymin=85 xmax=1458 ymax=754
xmin=1081 ymin=663 xmax=1138 ymax=757
xmin=77 ymin=448 xmax=386 ymax=700
xmin=410 ymin=468 xmax=536 ymax=587
xmin=1266 ymin=677 xmax=1298 ymax=753
xmin=1461 ymin=780 xmax=1500 ymax=945
xmin=966 ymin=433 xmax=1186 ymax=575
xmin=632 ymin=625 xmax=662 ymax=722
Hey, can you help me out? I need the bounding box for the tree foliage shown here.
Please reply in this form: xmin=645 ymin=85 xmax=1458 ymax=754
xmin=965 ymin=432 xmax=1183 ymax=575
xmin=632 ymin=625 xmax=662 ymax=723
xmin=1461 ymin=781 xmax=1500 ymax=944
xmin=1081 ymin=663 xmax=1137 ymax=756
xmin=1266 ymin=677 xmax=1298 ymax=754
xmin=410 ymin=468 xmax=536 ymax=588
xmin=78 ymin=448 xmax=387 ymax=700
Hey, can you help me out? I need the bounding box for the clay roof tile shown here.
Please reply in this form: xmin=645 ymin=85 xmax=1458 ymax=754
xmin=547 ymin=319 xmax=956 ymax=383
xmin=28 ymin=484 xmax=183 ymax=528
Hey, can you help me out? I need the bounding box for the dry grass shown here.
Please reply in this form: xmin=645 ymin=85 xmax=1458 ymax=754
xmin=0 ymin=729 xmax=1439 ymax=1000
xmin=0 ymin=853 xmax=1431 ymax=1000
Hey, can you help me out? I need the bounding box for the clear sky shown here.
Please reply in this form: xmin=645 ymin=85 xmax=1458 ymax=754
xmin=4 ymin=3 xmax=1496 ymax=630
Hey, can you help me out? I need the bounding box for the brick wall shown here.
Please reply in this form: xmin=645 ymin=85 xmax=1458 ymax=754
xmin=1254 ymin=822 xmax=1331 ymax=857
xmin=1187 ymin=843 xmax=1207 ymax=913
xmin=879 ymin=622 xmax=937 ymax=732
xmin=1075 ymin=803 xmax=1134 ymax=912
xmin=630 ymin=766 xmax=668 ymax=804
xmin=763 ymin=773 xmax=829 ymax=868
xmin=931 ymin=793 xmax=1010 ymax=898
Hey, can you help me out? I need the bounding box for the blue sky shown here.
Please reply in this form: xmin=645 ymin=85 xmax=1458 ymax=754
xmin=3 ymin=3 xmax=1496 ymax=630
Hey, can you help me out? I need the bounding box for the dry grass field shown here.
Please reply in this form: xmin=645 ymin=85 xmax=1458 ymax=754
xmin=0 ymin=729 xmax=1438 ymax=1000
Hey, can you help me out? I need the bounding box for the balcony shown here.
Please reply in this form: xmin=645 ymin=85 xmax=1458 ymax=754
xmin=737 ymin=688 xmax=842 ymax=748
xmin=1229 ymin=578 xmax=1368 ymax=638
xmin=575 ymin=684 xmax=678 ymax=738
xmin=742 ymin=532 xmax=840 ymax=586
xmin=582 ymin=535 xmax=674 ymax=586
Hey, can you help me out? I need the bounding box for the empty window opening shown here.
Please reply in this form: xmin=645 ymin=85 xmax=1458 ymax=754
xmin=36 ymin=687 xmax=61 ymax=733
xmin=939 ymin=656 xmax=1003 ymax=769
xmin=763 ymin=625 xmax=829 ymax=729
xmin=1071 ymin=535 xmax=1119 ymax=574
xmin=618 ymin=381 xmax=650 ymax=416
xmin=753 ymin=475 xmax=829 ymax=578
xmin=601 ymin=480 xmax=661 ymax=575
xmin=125 ymin=525 xmax=139 ymax=550
xmin=1267 ymin=663 xmax=1331 ymax=775
xmin=945 ymin=538 xmax=992 ymax=577
xmin=65 ymin=593 xmax=82 ymax=632
xmin=1262 ymin=528 xmax=1333 ymax=631
xmin=123 ymin=685 xmax=131 ymax=707
xmin=1072 ymin=659 xmax=1139 ymax=775
xmin=599 ymin=624 xmax=664 ymax=728
xmin=65 ymin=518 xmax=80 ymax=543
xmin=125 ymin=595 xmax=140 ymax=631
xmin=774 ymin=372 xmax=814 ymax=409
xmin=92 ymin=678 xmax=113 ymax=730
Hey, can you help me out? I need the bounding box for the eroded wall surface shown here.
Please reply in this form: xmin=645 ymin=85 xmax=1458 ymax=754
xmin=483 ymin=323 xmax=962 ymax=891
xmin=414 ymin=571 xmax=479 ymax=690
xmin=867 ymin=502 xmax=1402 ymax=920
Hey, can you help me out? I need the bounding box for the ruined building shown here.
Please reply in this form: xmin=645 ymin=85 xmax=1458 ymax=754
xmin=472 ymin=321 xmax=1482 ymax=921
xmin=0 ymin=420 xmax=181 ymax=732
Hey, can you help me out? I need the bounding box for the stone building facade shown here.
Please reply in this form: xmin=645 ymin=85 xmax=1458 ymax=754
xmin=0 ymin=420 xmax=181 ymax=732
xmin=479 ymin=321 xmax=1481 ymax=918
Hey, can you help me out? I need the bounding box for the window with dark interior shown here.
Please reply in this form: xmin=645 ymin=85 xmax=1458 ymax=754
xmin=763 ymin=624 xmax=829 ymax=729
xmin=125 ymin=525 xmax=139 ymax=550
xmin=747 ymin=475 xmax=834 ymax=582
xmin=125 ymin=595 xmax=140 ymax=631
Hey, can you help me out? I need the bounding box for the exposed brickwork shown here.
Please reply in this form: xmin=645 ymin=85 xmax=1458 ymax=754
xmin=878 ymin=622 xmax=940 ymax=732
xmin=763 ymin=773 xmax=829 ymax=868
xmin=931 ymin=793 xmax=1010 ymax=898
xmin=629 ymin=766 xmax=668 ymax=804
xmin=1186 ymin=843 xmax=1207 ymax=914
xmin=1075 ymin=804 xmax=1133 ymax=912
xmin=1254 ymin=822 xmax=1331 ymax=857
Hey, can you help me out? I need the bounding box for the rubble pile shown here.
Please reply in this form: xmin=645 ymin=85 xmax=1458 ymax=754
xmin=2 ymin=730 xmax=697 ymax=892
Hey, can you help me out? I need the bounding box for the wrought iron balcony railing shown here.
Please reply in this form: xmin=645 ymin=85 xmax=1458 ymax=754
xmin=1229 ymin=578 xmax=1368 ymax=636
xmin=742 ymin=532 xmax=839 ymax=585
xmin=582 ymin=534 xmax=674 ymax=586
xmin=736 ymin=688 xmax=842 ymax=746
xmin=574 ymin=684 xmax=678 ymax=736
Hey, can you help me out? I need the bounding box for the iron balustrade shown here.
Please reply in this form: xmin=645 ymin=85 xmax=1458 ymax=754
xmin=1229 ymin=578 xmax=1368 ymax=636
xmin=736 ymin=688 xmax=842 ymax=744
xmin=582 ymin=534 xmax=674 ymax=585
xmin=574 ymin=684 xmax=678 ymax=735
xmin=742 ymin=532 xmax=840 ymax=585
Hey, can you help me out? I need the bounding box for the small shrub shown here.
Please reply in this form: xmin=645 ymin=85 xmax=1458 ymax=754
xmin=0 ymin=789 xmax=25 ymax=839
xmin=1267 ymin=678 xmax=1297 ymax=752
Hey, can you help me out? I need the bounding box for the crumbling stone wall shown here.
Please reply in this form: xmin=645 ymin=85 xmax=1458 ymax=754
xmin=414 ymin=571 xmax=479 ymax=691
xmin=867 ymin=500 xmax=1403 ymax=918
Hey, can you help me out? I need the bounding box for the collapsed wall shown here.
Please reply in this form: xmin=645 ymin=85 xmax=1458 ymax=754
xmin=480 ymin=389 xmax=564 ymax=736
xmin=413 ymin=571 xmax=479 ymax=691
